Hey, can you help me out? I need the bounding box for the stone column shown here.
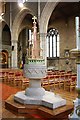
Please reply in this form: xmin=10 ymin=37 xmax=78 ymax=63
xmin=39 ymin=33 xmax=47 ymax=65
xmin=8 ymin=54 xmax=11 ymax=68
xmin=39 ymin=34 xmax=43 ymax=59
xmin=0 ymin=21 xmax=2 ymax=47
xmin=38 ymin=1 xmax=47 ymax=64
xmin=69 ymin=17 xmax=80 ymax=119
xmin=69 ymin=50 xmax=80 ymax=119
xmin=11 ymin=40 xmax=18 ymax=68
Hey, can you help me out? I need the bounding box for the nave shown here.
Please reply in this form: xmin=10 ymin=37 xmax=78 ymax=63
xmin=0 ymin=1 xmax=80 ymax=119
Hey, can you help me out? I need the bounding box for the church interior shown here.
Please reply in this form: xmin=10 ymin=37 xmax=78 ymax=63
xmin=0 ymin=1 xmax=80 ymax=119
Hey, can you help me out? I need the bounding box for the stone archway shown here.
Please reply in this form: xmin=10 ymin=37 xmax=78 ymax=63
xmin=0 ymin=20 xmax=11 ymax=68
xmin=0 ymin=19 xmax=7 ymax=45
xmin=11 ymin=7 xmax=33 ymax=68
xmin=0 ymin=20 xmax=11 ymax=42
xmin=40 ymin=2 xmax=60 ymax=34
xmin=12 ymin=8 xmax=33 ymax=41
xmin=0 ymin=50 xmax=8 ymax=68
xmin=39 ymin=2 xmax=59 ymax=60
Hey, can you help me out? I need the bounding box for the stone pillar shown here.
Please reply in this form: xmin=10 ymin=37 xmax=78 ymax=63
xmin=8 ymin=54 xmax=11 ymax=68
xmin=69 ymin=49 xmax=80 ymax=119
xmin=39 ymin=33 xmax=47 ymax=65
xmin=69 ymin=17 xmax=80 ymax=119
xmin=11 ymin=40 xmax=18 ymax=68
xmin=39 ymin=34 xmax=43 ymax=59
xmin=0 ymin=21 xmax=2 ymax=47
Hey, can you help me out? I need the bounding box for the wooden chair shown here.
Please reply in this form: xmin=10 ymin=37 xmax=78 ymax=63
xmin=64 ymin=75 xmax=77 ymax=92
xmin=60 ymin=70 xmax=65 ymax=72
xmin=64 ymin=74 xmax=72 ymax=90
xmin=4 ymin=71 xmax=9 ymax=83
xmin=21 ymin=77 xmax=29 ymax=90
xmin=14 ymin=71 xmax=23 ymax=87
xmin=67 ymin=70 xmax=72 ymax=74
xmin=70 ymin=76 xmax=77 ymax=92
xmin=48 ymin=75 xmax=55 ymax=90
xmin=41 ymin=76 xmax=49 ymax=90
xmin=8 ymin=71 xmax=15 ymax=85
xmin=59 ymin=74 xmax=65 ymax=89
xmin=54 ymin=70 xmax=60 ymax=75
xmin=54 ymin=75 xmax=60 ymax=89
xmin=0 ymin=71 xmax=6 ymax=82
xmin=47 ymin=71 xmax=53 ymax=75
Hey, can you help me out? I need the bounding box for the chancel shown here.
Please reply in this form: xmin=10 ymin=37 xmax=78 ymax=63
xmin=0 ymin=1 xmax=80 ymax=120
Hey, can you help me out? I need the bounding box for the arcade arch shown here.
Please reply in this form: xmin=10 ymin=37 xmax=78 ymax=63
xmin=0 ymin=20 xmax=11 ymax=68
xmin=11 ymin=7 xmax=39 ymax=68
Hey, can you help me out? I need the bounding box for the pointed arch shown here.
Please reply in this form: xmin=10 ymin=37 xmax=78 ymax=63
xmin=40 ymin=1 xmax=60 ymax=34
xmin=12 ymin=7 xmax=33 ymax=41
xmin=0 ymin=20 xmax=11 ymax=46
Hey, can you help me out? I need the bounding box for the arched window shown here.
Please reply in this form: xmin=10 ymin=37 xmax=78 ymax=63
xmin=47 ymin=28 xmax=60 ymax=58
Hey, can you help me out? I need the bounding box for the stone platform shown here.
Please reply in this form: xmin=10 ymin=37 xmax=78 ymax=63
xmin=5 ymin=95 xmax=73 ymax=119
xmin=14 ymin=90 xmax=66 ymax=109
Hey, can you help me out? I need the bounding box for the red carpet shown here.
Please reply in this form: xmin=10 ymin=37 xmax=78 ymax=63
xmin=0 ymin=83 xmax=20 ymax=100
